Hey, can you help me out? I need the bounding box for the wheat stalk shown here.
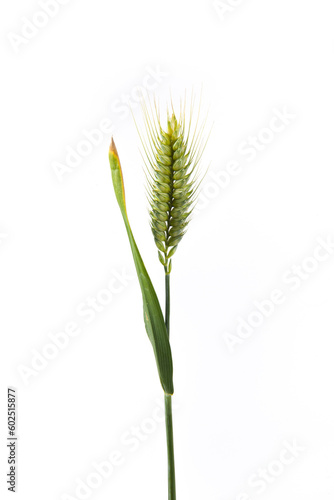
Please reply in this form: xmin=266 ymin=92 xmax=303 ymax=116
xmin=109 ymin=94 xmax=209 ymax=500
xmin=138 ymin=95 xmax=209 ymax=500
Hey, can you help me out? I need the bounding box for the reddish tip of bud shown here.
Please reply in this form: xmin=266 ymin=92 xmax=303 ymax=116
xmin=109 ymin=136 xmax=117 ymax=153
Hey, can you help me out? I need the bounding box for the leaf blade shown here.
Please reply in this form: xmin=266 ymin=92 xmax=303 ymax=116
xmin=109 ymin=138 xmax=174 ymax=395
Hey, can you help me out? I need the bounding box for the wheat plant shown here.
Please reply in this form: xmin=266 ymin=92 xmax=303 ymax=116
xmin=108 ymin=95 xmax=208 ymax=500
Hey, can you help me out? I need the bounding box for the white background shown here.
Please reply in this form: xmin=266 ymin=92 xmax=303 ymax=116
xmin=1 ymin=1 xmax=334 ymax=499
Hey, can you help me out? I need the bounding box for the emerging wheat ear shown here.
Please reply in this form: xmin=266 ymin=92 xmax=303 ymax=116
xmin=139 ymin=98 xmax=208 ymax=273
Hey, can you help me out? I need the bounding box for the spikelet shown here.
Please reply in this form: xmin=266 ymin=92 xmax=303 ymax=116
xmin=138 ymin=97 xmax=208 ymax=273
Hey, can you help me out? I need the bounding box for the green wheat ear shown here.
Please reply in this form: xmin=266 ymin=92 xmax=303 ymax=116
xmin=139 ymin=97 xmax=209 ymax=273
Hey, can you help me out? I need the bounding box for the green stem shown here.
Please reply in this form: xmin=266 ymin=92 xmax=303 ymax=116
xmin=164 ymin=269 xmax=176 ymax=500
xmin=164 ymin=393 xmax=176 ymax=500
xmin=165 ymin=271 xmax=170 ymax=337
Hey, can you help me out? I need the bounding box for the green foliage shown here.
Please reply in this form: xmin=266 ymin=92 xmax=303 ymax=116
xmin=109 ymin=139 xmax=174 ymax=395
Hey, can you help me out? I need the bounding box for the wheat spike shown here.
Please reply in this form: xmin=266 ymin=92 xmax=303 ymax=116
xmin=138 ymin=96 xmax=208 ymax=273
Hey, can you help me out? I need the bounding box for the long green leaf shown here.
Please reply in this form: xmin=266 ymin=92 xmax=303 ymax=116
xmin=108 ymin=138 xmax=174 ymax=395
